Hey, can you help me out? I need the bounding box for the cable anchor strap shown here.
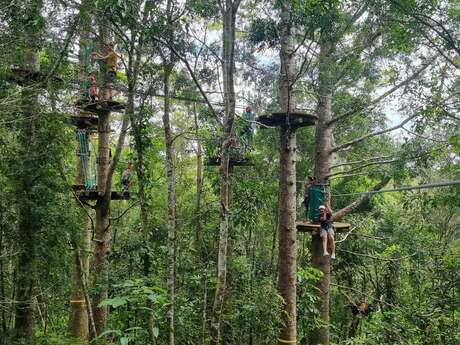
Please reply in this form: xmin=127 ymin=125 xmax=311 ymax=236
xmin=278 ymin=338 xmax=296 ymax=344
xmin=70 ymin=299 xmax=86 ymax=304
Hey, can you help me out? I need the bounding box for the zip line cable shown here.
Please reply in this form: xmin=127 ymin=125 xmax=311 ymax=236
xmin=332 ymin=180 xmax=460 ymax=197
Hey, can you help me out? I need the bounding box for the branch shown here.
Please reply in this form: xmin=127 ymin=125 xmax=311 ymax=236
xmin=332 ymin=175 xmax=391 ymax=221
xmin=327 ymin=159 xmax=398 ymax=178
xmin=331 ymin=155 xmax=394 ymax=169
xmin=111 ymin=201 xmax=140 ymax=222
xmin=331 ymin=113 xmax=418 ymax=153
xmin=329 ymin=59 xmax=434 ymax=125
xmin=152 ymin=36 xmax=222 ymax=125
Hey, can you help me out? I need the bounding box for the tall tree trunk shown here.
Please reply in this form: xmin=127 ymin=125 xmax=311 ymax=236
xmin=14 ymin=16 xmax=42 ymax=342
xmin=68 ymin=219 xmax=91 ymax=341
xmin=91 ymin=107 xmax=113 ymax=335
xmin=310 ymin=40 xmax=334 ymax=345
xmin=277 ymin=1 xmax=298 ymax=344
xmin=163 ymin=65 xmax=176 ymax=345
xmin=193 ymin=103 xmax=205 ymax=261
xmin=90 ymin=20 xmax=131 ymax=334
xmin=68 ymin=15 xmax=92 ymax=337
xmin=210 ymin=2 xmax=239 ymax=343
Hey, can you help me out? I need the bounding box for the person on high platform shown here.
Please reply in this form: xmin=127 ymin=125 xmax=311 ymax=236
xmin=88 ymin=73 xmax=98 ymax=102
xmin=319 ymin=203 xmax=336 ymax=259
xmin=121 ymin=162 xmax=132 ymax=192
xmin=91 ymin=42 xmax=118 ymax=101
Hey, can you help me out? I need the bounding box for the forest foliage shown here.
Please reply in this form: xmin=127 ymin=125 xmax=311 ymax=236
xmin=0 ymin=0 xmax=459 ymax=344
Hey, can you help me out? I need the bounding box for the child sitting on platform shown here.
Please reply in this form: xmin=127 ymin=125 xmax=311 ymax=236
xmin=319 ymin=204 xmax=336 ymax=259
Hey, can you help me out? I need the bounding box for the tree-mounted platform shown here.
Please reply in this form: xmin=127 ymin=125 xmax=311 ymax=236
xmin=205 ymin=157 xmax=252 ymax=167
xmin=257 ymin=112 xmax=318 ymax=129
xmin=296 ymin=221 xmax=350 ymax=233
xmin=70 ymin=114 xmax=99 ymax=130
xmin=75 ymin=99 xmax=126 ymax=113
xmin=9 ymin=68 xmax=62 ymax=86
xmin=73 ymin=185 xmax=130 ymax=201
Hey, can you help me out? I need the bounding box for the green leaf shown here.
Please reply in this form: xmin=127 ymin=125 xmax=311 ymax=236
xmin=98 ymin=296 xmax=128 ymax=308
xmin=153 ymin=327 xmax=159 ymax=338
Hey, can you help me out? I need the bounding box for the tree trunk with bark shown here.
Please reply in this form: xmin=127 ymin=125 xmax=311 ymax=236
xmin=14 ymin=14 xmax=42 ymax=343
xmin=68 ymin=9 xmax=92 ymax=338
xmin=210 ymin=2 xmax=240 ymax=344
xmin=277 ymin=1 xmax=298 ymax=344
xmin=90 ymin=21 xmax=130 ymax=335
xmin=310 ymin=40 xmax=335 ymax=345
xmin=162 ymin=64 xmax=177 ymax=345
xmin=91 ymin=107 xmax=113 ymax=335
xmin=194 ymin=104 xmax=205 ymax=262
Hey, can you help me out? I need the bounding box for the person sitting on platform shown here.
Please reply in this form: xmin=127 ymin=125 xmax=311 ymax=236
xmin=91 ymin=42 xmax=118 ymax=101
xmin=319 ymin=204 xmax=336 ymax=259
xmin=88 ymin=73 xmax=98 ymax=102
xmin=121 ymin=162 xmax=132 ymax=192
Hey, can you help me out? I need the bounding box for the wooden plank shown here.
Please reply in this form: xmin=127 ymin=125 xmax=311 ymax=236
xmin=296 ymin=221 xmax=350 ymax=233
xmin=70 ymin=114 xmax=99 ymax=130
xmin=257 ymin=112 xmax=318 ymax=129
xmin=75 ymin=190 xmax=130 ymax=201
xmin=75 ymin=100 xmax=126 ymax=113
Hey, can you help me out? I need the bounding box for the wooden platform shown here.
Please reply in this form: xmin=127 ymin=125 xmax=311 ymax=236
xmin=206 ymin=157 xmax=252 ymax=166
xmin=257 ymin=112 xmax=318 ymax=129
xmin=73 ymin=185 xmax=130 ymax=200
xmin=296 ymin=221 xmax=350 ymax=233
xmin=75 ymin=190 xmax=130 ymax=201
xmin=70 ymin=114 xmax=98 ymax=130
xmin=75 ymin=99 xmax=126 ymax=113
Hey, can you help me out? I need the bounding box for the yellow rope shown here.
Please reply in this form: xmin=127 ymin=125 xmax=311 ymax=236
xmin=70 ymin=300 xmax=86 ymax=304
xmin=277 ymin=338 xmax=296 ymax=344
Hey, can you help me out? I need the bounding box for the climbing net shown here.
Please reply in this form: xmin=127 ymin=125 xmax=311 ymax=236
xmin=76 ymin=129 xmax=97 ymax=189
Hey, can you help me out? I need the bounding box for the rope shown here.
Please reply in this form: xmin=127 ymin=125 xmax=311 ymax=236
xmin=332 ymin=180 xmax=460 ymax=197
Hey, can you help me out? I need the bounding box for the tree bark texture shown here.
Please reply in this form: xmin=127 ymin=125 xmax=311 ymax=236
xmin=91 ymin=108 xmax=112 ymax=335
xmin=277 ymin=1 xmax=298 ymax=344
xmin=310 ymin=40 xmax=334 ymax=345
xmin=69 ymin=11 xmax=92 ymax=338
xmin=277 ymin=127 xmax=297 ymax=345
xmin=210 ymin=2 xmax=239 ymax=344
xmin=14 ymin=30 xmax=42 ymax=345
xmin=163 ymin=65 xmax=177 ymax=345
xmin=194 ymin=104 xmax=205 ymax=262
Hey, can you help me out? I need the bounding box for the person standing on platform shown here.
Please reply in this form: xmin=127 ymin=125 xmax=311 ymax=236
xmin=92 ymin=42 xmax=118 ymax=101
xmin=319 ymin=203 xmax=335 ymax=259
xmin=121 ymin=162 xmax=132 ymax=192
